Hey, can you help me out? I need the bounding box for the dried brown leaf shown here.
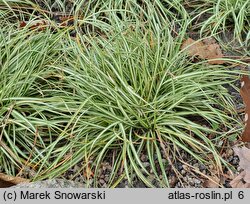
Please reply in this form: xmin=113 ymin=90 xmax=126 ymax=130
xmin=240 ymin=75 xmax=250 ymax=142
xmin=230 ymin=172 xmax=250 ymax=188
xmin=181 ymin=37 xmax=225 ymax=65
xmin=203 ymin=176 xmax=220 ymax=188
xmin=181 ymin=38 xmax=204 ymax=56
xmin=0 ymin=173 xmax=29 ymax=188
xmin=230 ymin=147 xmax=250 ymax=188
xmin=234 ymin=147 xmax=250 ymax=177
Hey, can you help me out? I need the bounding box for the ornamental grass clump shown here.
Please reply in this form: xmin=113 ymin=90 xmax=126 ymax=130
xmin=0 ymin=18 xmax=242 ymax=186
xmin=197 ymin=0 xmax=250 ymax=44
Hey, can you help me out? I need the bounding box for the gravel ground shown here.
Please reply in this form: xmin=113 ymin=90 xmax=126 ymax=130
xmin=9 ymin=147 xmax=240 ymax=188
xmin=13 ymin=179 xmax=85 ymax=188
xmin=58 ymin=144 xmax=240 ymax=188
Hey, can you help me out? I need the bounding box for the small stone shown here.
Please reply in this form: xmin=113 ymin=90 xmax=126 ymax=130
xmin=182 ymin=165 xmax=189 ymax=170
xmin=209 ymin=165 xmax=214 ymax=170
xmin=102 ymin=166 xmax=107 ymax=171
xmin=169 ymin=176 xmax=177 ymax=187
xmin=107 ymin=165 xmax=112 ymax=171
xmin=177 ymin=163 xmax=183 ymax=171
xmin=194 ymin=178 xmax=201 ymax=184
xmin=74 ymin=165 xmax=80 ymax=172
xmin=175 ymin=182 xmax=182 ymax=187
xmin=181 ymin=170 xmax=186 ymax=175
xmin=199 ymin=164 xmax=206 ymax=171
xmin=147 ymin=174 xmax=155 ymax=182
xmin=188 ymin=180 xmax=194 ymax=186
xmin=218 ymin=140 xmax=223 ymax=147
xmin=193 ymin=163 xmax=199 ymax=170
xmin=227 ymin=149 xmax=234 ymax=157
xmin=140 ymin=154 xmax=148 ymax=162
xmin=102 ymin=183 xmax=107 ymax=188
xmin=99 ymin=179 xmax=105 ymax=184
xmin=104 ymin=176 xmax=109 ymax=182
xmin=228 ymin=155 xmax=233 ymax=162
xmin=142 ymin=162 xmax=150 ymax=168
xmin=232 ymin=157 xmax=239 ymax=165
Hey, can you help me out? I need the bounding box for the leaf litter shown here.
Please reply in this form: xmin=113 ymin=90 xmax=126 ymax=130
xmin=0 ymin=173 xmax=29 ymax=188
xmin=230 ymin=147 xmax=250 ymax=188
xmin=181 ymin=37 xmax=225 ymax=65
xmin=240 ymin=75 xmax=250 ymax=142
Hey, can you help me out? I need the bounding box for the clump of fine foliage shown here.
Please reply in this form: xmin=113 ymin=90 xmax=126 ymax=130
xmin=188 ymin=0 xmax=250 ymax=45
xmin=0 ymin=0 xmax=244 ymax=187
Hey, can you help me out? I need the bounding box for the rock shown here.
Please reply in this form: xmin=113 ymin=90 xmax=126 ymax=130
xmin=199 ymin=164 xmax=206 ymax=171
xmin=12 ymin=179 xmax=85 ymax=188
xmin=181 ymin=170 xmax=186 ymax=175
xmin=99 ymin=179 xmax=105 ymax=184
xmin=140 ymin=154 xmax=148 ymax=162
